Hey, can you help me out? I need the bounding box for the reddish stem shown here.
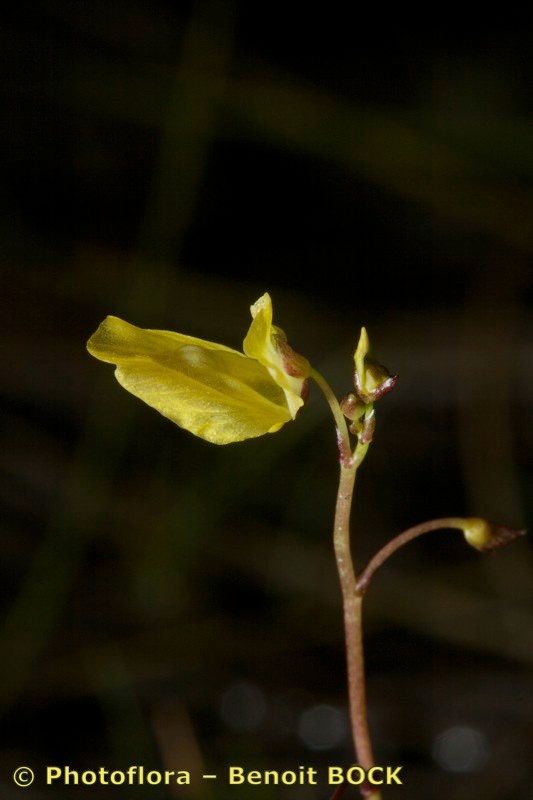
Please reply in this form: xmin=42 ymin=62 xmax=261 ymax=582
xmin=356 ymin=517 xmax=468 ymax=593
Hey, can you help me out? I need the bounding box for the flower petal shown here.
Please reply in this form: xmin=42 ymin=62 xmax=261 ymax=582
xmin=242 ymin=293 xmax=309 ymax=418
xmin=87 ymin=316 xmax=292 ymax=444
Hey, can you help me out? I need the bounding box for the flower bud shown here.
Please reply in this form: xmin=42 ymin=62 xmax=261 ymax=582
xmin=354 ymin=327 xmax=398 ymax=403
xmin=340 ymin=392 xmax=376 ymax=442
xmin=462 ymin=517 xmax=526 ymax=552
xmin=340 ymin=392 xmax=365 ymax=421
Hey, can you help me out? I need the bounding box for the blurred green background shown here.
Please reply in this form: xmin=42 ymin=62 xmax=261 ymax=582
xmin=1 ymin=2 xmax=532 ymax=798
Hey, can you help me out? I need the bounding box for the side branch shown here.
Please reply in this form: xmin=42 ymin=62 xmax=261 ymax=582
xmin=356 ymin=517 xmax=526 ymax=594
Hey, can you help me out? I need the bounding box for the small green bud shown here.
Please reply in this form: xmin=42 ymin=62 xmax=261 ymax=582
xmin=340 ymin=392 xmax=365 ymax=421
xmin=462 ymin=518 xmax=526 ymax=552
xmin=354 ymin=327 xmax=398 ymax=403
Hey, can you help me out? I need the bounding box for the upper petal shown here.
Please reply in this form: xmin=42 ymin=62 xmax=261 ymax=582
xmin=87 ymin=316 xmax=292 ymax=444
xmin=242 ymin=293 xmax=310 ymax=418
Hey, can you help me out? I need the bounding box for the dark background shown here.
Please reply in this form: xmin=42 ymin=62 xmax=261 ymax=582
xmin=2 ymin=3 xmax=532 ymax=798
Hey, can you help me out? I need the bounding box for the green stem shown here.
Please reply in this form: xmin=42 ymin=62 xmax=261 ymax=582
xmin=310 ymin=368 xmax=352 ymax=465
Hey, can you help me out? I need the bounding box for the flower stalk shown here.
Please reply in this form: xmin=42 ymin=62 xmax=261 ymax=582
xmin=334 ymin=465 xmax=380 ymax=799
xmin=357 ymin=518 xmax=526 ymax=594
xmin=313 ymin=370 xmax=381 ymax=800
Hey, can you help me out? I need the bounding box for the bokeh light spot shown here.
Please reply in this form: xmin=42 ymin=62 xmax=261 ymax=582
xmin=432 ymin=725 xmax=489 ymax=773
xmin=298 ymin=704 xmax=348 ymax=751
xmin=219 ymin=682 xmax=266 ymax=732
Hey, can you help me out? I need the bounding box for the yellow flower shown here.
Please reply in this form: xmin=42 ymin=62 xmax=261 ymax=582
xmin=87 ymin=293 xmax=310 ymax=445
